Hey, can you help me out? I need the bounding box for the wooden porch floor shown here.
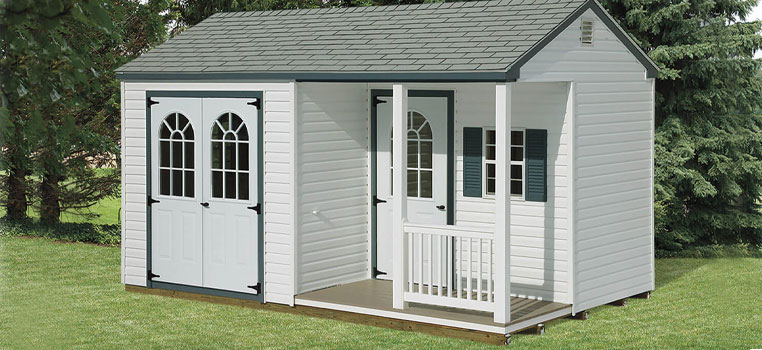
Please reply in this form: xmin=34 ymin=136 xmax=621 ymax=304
xmin=295 ymin=279 xmax=571 ymax=336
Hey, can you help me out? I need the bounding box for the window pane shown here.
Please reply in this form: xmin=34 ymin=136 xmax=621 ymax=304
xmin=420 ymin=170 xmax=432 ymax=198
xmin=218 ymin=113 xmax=230 ymax=131
xmin=238 ymin=173 xmax=249 ymax=200
xmin=160 ymin=124 xmax=171 ymax=139
xmin=212 ymin=142 xmax=222 ymax=169
xmin=511 ymin=146 xmax=523 ymax=162
xmin=224 ymin=133 xmax=236 ymax=141
xmin=238 ymin=125 xmax=249 ymax=141
xmin=420 ymin=141 xmax=432 ymax=169
xmin=511 ymin=165 xmax=522 ymax=180
xmin=487 ymin=178 xmax=496 ymax=195
xmin=172 ymin=170 xmax=183 ymax=196
xmin=486 ymin=145 xmax=496 ymax=161
xmin=167 ymin=113 xmax=177 ymax=129
xmin=184 ymin=171 xmax=194 ymax=198
xmin=212 ymin=124 xmax=224 ymax=140
xmin=160 ymin=141 xmax=170 ymax=167
xmin=231 ymin=113 xmax=242 ymax=131
xmin=511 ymin=131 xmax=523 ymax=146
xmin=184 ymin=142 xmax=194 ymax=169
xmin=390 ymin=169 xmax=393 ymax=196
xmin=419 ymin=122 xmax=432 ymax=140
xmin=486 ymin=130 xmax=496 ymax=145
xmin=411 ymin=112 xmax=426 ymax=131
xmin=178 ymin=114 xmax=188 ymax=130
xmin=238 ymin=143 xmax=249 ymax=171
xmin=407 ymin=141 xmax=418 ymax=168
xmin=171 ymin=131 xmax=183 ymax=140
xmin=225 ymin=171 xmax=236 ymax=199
xmin=172 ymin=141 xmax=183 ymax=168
xmin=224 ymin=142 xmax=236 ymax=170
xmin=212 ymin=171 xmax=223 ymax=198
xmin=184 ymin=126 xmax=194 ymax=140
xmin=511 ymin=180 xmax=523 ymax=195
xmin=487 ymin=163 xmax=495 ymax=178
xmin=407 ymin=170 xmax=418 ymax=197
xmin=160 ymin=169 xmax=170 ymax=195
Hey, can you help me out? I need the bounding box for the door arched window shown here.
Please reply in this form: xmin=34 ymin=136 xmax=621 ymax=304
xmin=211 ymin=112 xmax=250 ymax=200
xmin=159 ymin=113 xmax=195 ymax=197
xmin=390 ymin=111 xmax=433 ymax=198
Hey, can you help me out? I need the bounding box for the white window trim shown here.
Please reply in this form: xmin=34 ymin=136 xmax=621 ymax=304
xmin=483 ymin=128 xmax=525 ymax=200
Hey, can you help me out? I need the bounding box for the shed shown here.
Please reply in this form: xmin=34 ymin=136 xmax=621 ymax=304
xmin=117 ymin=0 xmax=656 ymax=344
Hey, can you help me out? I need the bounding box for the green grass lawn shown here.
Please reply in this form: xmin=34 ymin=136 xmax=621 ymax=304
xmin=1 ymin=237 xmax=760 ymax=349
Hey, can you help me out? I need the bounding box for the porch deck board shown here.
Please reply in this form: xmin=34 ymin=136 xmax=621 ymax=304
xmin=295 ymin=279 xmax=569 ymax=328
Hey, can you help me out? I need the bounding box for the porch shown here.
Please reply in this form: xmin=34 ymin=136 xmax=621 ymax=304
xmin=295 ymin=279 xmax=571 ymax=336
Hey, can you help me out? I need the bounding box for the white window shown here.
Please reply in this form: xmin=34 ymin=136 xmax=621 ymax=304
xmin=484 ymin=129 xmax=525 ymax=198
xmin=580 ymin=19 xmax=594 ymax=46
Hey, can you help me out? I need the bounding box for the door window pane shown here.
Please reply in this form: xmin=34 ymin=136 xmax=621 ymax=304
xmin=390 ymin=111 xmax=436 ymax=199
xmin=407 ymin=170 xmax=418 ymax=197
xmin=420 ymin=171 xmax=432 ymax=198
xmin=211 ymin=113 xmax=251 ymax=200
xmin=158 ymin=113 xmax=194 ymax=197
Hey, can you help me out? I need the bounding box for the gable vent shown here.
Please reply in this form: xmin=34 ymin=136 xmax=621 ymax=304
xmin=580 ymin=19 xmax=594 ymax=45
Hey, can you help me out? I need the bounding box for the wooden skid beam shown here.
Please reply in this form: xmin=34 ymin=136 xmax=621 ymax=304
xmin=569 ymin=310 xmax=589 ymax=320
xmin=632 ymin=291 xmax=651 ymax=299
xmin=516 ymin=323 xmax=545 ymax=335
xmin=126 ymin=285 xmax=507 ymax=345
xmin=608 ymin=299 xmax=627 ymax=307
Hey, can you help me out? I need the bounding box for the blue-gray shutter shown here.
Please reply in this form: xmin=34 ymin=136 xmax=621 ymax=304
xmin=525 ymin=129 xmax=547 ymax=202
xmin=463 ymin=127 xmax=482 ymax=198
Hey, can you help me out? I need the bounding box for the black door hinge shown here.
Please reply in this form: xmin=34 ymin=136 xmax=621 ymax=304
xmin=247 ymin=98 xmax=261 ymax=109
xmin=247 ymin=282 xmax=261 ymax=294
xmin=372 ymin=96 xmax=387 ymax=107
xmin=148 ymin=270 xmax=160 ymax=280
xmin=147 ymin=98 xmax=159 ymax=107
xmin=148 ymin=196 xmax=160 ymax=206
xmin=247 ymin=203 xmax=262 ymax=214
xmin=372 ymin=267 xmax=387 ymax=278
xmin=372 ymin=195 xmax=387 ymax=206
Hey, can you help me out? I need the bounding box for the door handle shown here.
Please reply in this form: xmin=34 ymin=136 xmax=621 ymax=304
xmin=200 ymin=202 xmax=210 ymax=208
xmin=247 ymin=203 xmax=262 ymax=214
xmin=436 ymin=205 xmax=446 ymax=210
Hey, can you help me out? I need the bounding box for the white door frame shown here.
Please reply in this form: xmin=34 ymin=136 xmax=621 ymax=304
xmin=370 ymin=89 xmax=454 ymax=279
xmin=145 ymin=91 xmax=264 ymax=302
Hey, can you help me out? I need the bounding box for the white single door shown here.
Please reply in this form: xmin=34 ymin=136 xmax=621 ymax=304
xmin=201 ymin=98 xmax=260 ymax=294
xmin=376 ymin=95 xmax=448 ymax=280
xmin=150 ymin=98 xmax=204 ymax=287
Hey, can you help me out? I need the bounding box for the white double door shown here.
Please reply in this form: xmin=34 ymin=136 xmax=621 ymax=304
xmin=149 ymin=97 xmax=260 ymax=294
xmin=376 ymin=95 xmax=449 ymax=280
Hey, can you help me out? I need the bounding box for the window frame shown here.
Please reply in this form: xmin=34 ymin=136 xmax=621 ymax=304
xmin=483 ymin=128 xmax=525 ymax=200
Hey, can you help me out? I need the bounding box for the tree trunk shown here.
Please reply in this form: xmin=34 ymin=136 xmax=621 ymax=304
xmin=39 ymin=172 xmax=61 ymax=225
xmin=5 ymin=155 xmax=27 ymax=220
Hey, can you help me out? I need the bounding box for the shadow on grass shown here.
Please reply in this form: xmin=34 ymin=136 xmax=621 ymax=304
xmin=0 ymin=217 xmax=120 ymax=246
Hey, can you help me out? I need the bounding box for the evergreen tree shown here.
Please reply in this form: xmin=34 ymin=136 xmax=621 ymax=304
xmin=601 ymin=0 xmax=762 ymax=253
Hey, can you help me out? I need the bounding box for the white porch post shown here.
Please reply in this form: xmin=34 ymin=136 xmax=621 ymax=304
xmin=392 ymin=84 xmax=409 ymax=310
xmin=494 ymin=83 xmax=512 ymax=324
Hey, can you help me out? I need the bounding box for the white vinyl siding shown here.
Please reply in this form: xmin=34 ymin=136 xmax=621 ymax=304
xmin=120 ymin=82 xmax=296 ymax=305
xmin=520 ymin=10 xmax=655 ymax=312
xmin=452 ymin=83 xmax=572 ymax=303
xmin=295 ymin=83 xmax=370 ymax=294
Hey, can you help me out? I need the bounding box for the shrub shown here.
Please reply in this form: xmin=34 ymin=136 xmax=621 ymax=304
xmin=0 ymin=217 xmax=120 ymax=245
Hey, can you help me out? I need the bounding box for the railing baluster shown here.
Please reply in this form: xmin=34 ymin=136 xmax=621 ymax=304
xmin=456 ymin=237 xmax=462 ymax=300
xmin=428 ymin=233 xmax=433 ymax=295
xmin=476 ymin=238 xmax=482 ymax=301
xmin=447 ymin=236 xmax=452 ymax=298
xmin=488 ymin=238 xmax=493 ymax=302
xmin=417 ymin=233 xmax=423 ymax=294
xmin=408 ymin=232 xmax=413 ymax=293
xmin=438 ymin=235 xmax=443 ymax=297
xmin=467 ymin=238 xmax=473 ymax=300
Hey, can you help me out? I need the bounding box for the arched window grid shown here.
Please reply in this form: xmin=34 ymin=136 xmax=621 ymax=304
xmin=389 ymin=111 xmax=434 ymax=199
xmin=159 ymin=112 xmax=195 ymax=198
xmin=211 ymin=112 xmax=250 ymax=200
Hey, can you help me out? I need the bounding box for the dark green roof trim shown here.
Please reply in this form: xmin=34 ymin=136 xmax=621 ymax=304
xmin=506 ymin=0 xmax=659 ymax=80
xmin=116 ymin=71 xmax=511 ymax=82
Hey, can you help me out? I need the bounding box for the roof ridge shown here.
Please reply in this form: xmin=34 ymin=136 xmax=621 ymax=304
xmin=210 ymin=0 xmax=538 ymax=18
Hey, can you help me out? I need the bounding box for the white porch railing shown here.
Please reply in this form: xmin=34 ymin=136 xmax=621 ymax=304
xmin=402 ymin=222 xmax=495 ymax=313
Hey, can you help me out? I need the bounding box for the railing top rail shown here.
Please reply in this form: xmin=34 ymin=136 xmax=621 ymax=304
xmin=402 ymin=222 xmax=493 ymax=239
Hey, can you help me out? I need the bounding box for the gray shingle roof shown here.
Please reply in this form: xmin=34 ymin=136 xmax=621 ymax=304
xmin=118 ymin=0 xmax=586 ymax=76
